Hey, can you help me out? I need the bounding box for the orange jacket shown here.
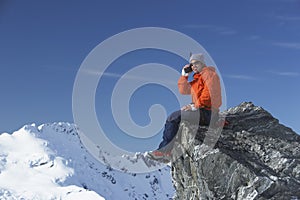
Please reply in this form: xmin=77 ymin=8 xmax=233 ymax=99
xmin=178 ymin=66 xmax=222 ymax=110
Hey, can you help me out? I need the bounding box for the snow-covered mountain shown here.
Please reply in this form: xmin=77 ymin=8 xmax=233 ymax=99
xmin=0 ymin=122 xmax=174 ymax=200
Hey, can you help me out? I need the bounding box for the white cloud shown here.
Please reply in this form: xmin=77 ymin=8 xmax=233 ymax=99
xmin=272 ymin=42 xmax=300 ymax=50
xmin=224 ymin=74 xmax=256 ymax=80
xmin=275 ymin=15 xmax=300 ymax=21
xmin=83 ymin=69 xmax=122 ymax=78
xmin=268 ymin=70 xmax=299 ymax=77
xmin=219 ymin=30 xmax=238 ymax=35
xmin=248 ymin=35 xmax=261 ymax=40
xmin=277 ymin=72 xmax=299 ymax=76
xmin=183 ymin=24 xmax=237 ymax=36
xmin=82 ymin=69 xmax=177 ymax=85
xmin=277 ymin=0 xmax=300 ymax=2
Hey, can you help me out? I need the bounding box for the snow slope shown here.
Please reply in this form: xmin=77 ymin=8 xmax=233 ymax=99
xmin=0 ymin=123 xmax=174 ymax=200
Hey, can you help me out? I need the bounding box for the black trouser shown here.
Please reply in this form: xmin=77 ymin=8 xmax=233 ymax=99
xmin=158 ymin=108 xmax=215 ymax=151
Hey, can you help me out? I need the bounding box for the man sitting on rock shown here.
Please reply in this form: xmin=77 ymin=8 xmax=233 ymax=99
xmin=147 ymin=53 xmax=222 ymax=161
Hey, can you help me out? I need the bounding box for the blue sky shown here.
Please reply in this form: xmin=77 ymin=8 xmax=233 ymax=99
xmin=1 ymin=0 xmax=300 ymax=152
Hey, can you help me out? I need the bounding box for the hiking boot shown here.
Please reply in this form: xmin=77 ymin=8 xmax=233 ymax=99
xmin=147 ymin=150 xmax=171 ymax=162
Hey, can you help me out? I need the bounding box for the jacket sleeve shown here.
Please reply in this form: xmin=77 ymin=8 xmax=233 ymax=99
xmin=178 ymin=76 xmax=191 ymax=95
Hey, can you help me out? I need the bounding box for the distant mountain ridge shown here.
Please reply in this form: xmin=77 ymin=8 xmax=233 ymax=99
xmin=0 ymin=122 xmax=174 ymax=200
xmin=1 ymin=102 xmax=299 ymax=200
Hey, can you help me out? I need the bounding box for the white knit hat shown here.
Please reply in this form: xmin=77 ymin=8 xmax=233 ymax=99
xmin=189 ymin=53 xmax=205 ymax=64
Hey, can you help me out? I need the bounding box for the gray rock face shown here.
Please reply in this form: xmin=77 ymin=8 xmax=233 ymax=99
xmin=170 ymin=102 xmax=300 ymax=200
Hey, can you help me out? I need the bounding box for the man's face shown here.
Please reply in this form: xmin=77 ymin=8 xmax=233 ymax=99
xmin=190 ymin=60 xmax=204 ymax=73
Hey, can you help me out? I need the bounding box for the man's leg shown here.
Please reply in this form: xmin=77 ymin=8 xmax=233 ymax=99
xmin=148 ymin=109 xmax=201 ymax=161
xmin=158 ymin=110 xmax=181 ymax=151
xmin=158 ymin=109 xmax=201 ymax=151
xmin=147 ymin=110 xmax=181 ymax=161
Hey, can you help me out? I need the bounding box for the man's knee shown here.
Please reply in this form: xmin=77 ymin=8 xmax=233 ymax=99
xmin=166 ymin=110 xmax=181 ymax=122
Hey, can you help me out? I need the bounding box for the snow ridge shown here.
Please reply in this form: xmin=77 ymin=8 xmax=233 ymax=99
xmin=0 ymin=122 xmax=174 ymax=200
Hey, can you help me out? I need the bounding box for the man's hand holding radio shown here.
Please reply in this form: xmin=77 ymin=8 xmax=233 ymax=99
xmin=181 ymin=64 xmax=193 ymax=77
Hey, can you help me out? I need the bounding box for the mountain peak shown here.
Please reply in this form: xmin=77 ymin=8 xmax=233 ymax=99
xmin=170 ymin=102 xmax=300 ymax=199
xmin=0 ymin=122 xmax=174 ymax=200
xmin=226 ymin=101 xmax=264 ymax=114
xmin=1 ymin=102 xmax=299 ymax=199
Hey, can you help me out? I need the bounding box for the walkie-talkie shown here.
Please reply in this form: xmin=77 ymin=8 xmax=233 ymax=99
xmin=184 ymin=64 xmax=193 ymax=73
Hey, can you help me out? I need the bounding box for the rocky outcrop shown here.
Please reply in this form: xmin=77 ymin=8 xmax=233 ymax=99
xmin=170 ymin=102 xmax=300 ymax=200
